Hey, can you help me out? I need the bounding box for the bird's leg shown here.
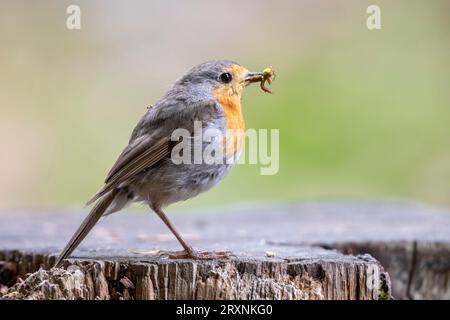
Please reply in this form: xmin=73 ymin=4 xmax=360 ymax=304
xmin=149 ymin=204 xmax=232 ymax=260
xmin=150 ymin=204 xmax=195 ymax=255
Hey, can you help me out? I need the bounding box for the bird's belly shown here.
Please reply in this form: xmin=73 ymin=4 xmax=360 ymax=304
xmin=131 ymin=159 xmax=235 ymax=207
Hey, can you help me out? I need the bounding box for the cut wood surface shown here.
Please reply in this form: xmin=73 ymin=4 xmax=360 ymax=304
xmin=1 ymin=201 xmax=449 ymax=299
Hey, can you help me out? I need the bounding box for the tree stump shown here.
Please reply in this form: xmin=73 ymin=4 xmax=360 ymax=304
xmin=2 ymin=201 xmax=448 ymax=300
xmin=0 ymin=248 xmax=387 ymax=300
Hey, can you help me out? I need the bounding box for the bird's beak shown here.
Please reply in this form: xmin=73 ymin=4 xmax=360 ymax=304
xmin=242 ymin=71 xmax=264 ymax=85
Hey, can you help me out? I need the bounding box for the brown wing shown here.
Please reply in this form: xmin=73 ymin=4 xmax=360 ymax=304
xmin=105 ymin=135 xmax=156 ymax=183
xmin=86 ymin=136 xmax=171 ymax=206
xmin=86 ymin=98 xmax=222 ymax=206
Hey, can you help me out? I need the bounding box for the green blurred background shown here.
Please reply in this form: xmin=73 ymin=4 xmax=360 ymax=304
xmin=0 ymin=0 xmax=449 ymax=211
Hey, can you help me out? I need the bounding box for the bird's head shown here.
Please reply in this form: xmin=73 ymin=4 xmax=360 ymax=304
xmin=174 ymin=60 xmax=272 ymax=102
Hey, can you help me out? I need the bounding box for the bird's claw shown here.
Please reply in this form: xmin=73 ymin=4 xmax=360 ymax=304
xmin=156 ymin=249 xmax=234 ymax=260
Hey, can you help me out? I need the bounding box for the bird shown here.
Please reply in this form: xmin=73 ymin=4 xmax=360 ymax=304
xmin=54 ymin=60 xmax=274 ymax=267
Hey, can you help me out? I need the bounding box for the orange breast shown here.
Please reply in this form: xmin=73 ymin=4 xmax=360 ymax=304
xmin=213 ymin=89 xmax=245 ymax=159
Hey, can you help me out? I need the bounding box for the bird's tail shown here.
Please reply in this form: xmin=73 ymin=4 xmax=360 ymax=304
xmin=54 ymin=189 xmax=119 ymax=268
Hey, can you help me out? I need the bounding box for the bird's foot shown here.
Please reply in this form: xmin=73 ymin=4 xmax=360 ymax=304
xmin=156 ymin=249 xmax=233 ymax=260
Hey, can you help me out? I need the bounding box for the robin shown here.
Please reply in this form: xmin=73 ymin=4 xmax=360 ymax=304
xmin=55 ymin=60 xmax=275 ymax=267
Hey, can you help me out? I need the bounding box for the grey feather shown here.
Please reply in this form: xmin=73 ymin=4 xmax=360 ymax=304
xmin=54 ymin=189 xmax=118 ymax=267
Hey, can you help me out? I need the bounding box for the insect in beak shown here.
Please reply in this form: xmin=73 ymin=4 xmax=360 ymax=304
xmin=242 ymin=67 xmax=276 ymax=93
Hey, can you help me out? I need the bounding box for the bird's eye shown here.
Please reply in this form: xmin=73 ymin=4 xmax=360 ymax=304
xmin=219 ymin=72 xmax=232 ymax=83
